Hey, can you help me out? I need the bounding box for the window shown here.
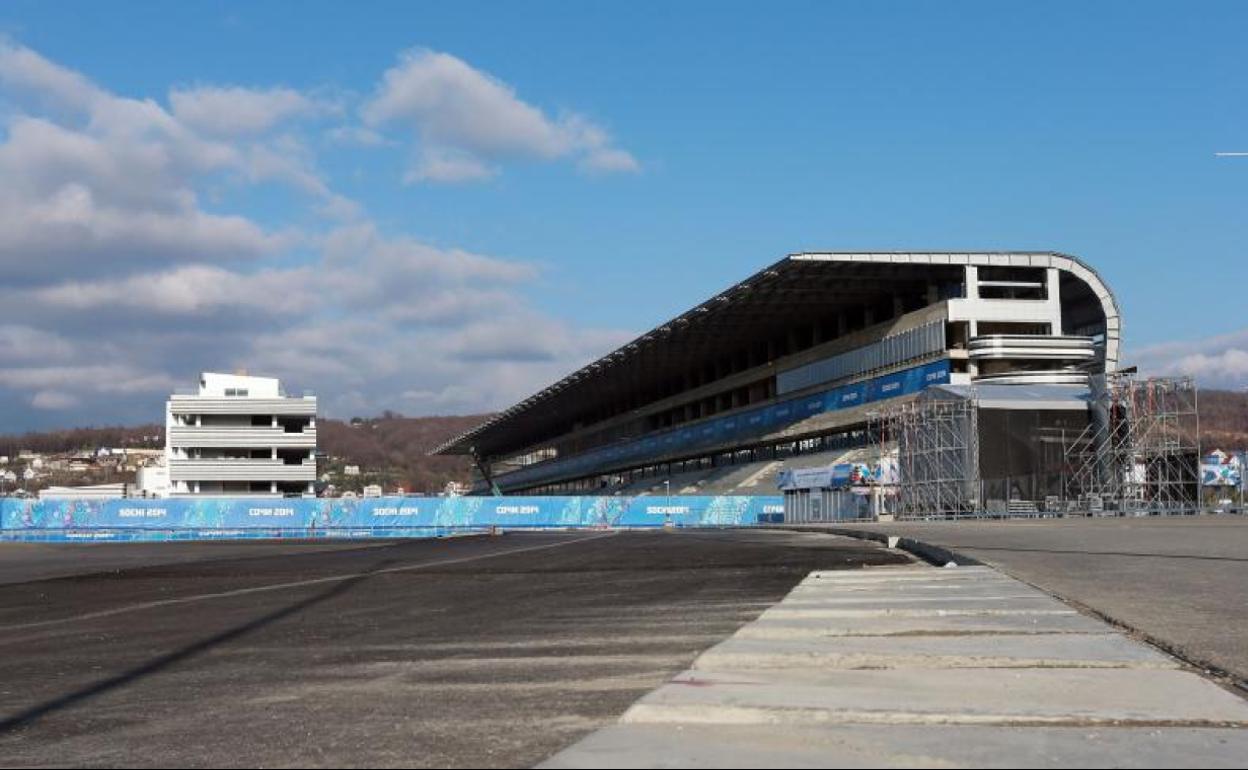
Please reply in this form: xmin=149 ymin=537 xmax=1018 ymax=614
xmin=224 ymin=388 xmax=249 ymax=397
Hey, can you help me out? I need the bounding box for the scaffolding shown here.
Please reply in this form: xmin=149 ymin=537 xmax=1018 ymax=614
xmin=868 ymin=374 xmax=1201 ymax=519
xmin=869 ymin=397 xmax=980 ymax=519
xmin=1063 ymin=374 xmax=1201 ymax=515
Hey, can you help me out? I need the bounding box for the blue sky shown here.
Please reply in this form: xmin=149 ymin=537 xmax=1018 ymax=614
xmin=0 ymin=1 xmax=1245 ymax=431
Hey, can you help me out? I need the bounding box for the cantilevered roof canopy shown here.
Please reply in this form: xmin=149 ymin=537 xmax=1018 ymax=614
xmin=434 ymin=252 xmax=1120 ymax=459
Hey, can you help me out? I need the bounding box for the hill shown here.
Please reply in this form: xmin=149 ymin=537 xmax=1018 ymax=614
xmin=0 ymin=414 xmax=488 ymax=495
xmin=317 ymin=413 xmax=488 ymax=493
xmin=1194 ymin=389 xmax=1248 ymax=452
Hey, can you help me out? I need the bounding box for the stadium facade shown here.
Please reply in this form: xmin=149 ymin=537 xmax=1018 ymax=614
xmin=435 ymin=253 xmax=1124 ymax=501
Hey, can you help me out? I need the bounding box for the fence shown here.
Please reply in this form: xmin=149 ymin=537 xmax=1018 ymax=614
xmin=0 ymin=495 xmax=785 ymax=541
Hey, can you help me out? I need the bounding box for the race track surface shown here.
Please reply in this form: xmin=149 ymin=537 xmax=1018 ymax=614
xmin=0 ymin=529 xmax=909 ymax=768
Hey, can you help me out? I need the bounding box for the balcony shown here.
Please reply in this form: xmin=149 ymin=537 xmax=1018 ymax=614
xmin=167 ymin=425 xmax=317 ymax=448
xmin=168 ymin=396 xmax=317 ymax=416
xmin=168 ymin=458 xmax=317 ymax=482
xmin=968 ymin=335 xmax=1095 ymax=362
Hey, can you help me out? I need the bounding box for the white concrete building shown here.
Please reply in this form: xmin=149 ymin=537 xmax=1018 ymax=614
xmin=135 ymin=463 xmax=171 ymax=498
xmin=166 ymin=372 xmax=317 ymax=497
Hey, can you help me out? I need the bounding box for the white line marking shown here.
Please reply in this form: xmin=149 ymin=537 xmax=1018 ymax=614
xmin=0 ymin=532 xmax=617 ymax=633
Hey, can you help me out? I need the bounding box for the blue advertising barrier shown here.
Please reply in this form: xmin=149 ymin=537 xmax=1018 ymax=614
xmin=0 ymin=495 xmax=785 ymax=542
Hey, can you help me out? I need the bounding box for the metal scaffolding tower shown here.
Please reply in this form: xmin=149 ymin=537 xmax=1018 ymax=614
xmin=1064 ymin=374 xmax=1201 ymax=514
xmin=870 ymin=397 xmax=980 ymax=519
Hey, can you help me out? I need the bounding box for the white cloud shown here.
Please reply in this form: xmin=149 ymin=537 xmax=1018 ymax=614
xmin=363 ymin=48 xmax=638 ymax=182
xmin=0 ymin=45 xmax=314 ymax=284
xmin=0 ymin=40 xmax=105 ymax=111
xmin=0 ymin=41 xmax=635 ymax=431
xmin=170 ymin=85 xmax=326 ymax=136
xmin=31 ymin=390 xmax=80 ymax=410
xmin=0 ymin=364 xmax=178 ymax=394
xmin=0 ymin=325 xmax=76 ymax=362
xmin=325 ymin=125 xmax=391 ymax=147
xmin=30 ymin=264 xmax=318 ymax=315
xmin=405 ymin=146 xmax=497 ymax=184
xmin=1130 ymin=328 xmax=1248 ymax=389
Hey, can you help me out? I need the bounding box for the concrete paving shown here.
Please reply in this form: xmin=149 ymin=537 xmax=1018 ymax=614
xmin=545 ymin=724 xmax=1248 ymax=768
xmin=543 ymin=564 xmax=1248 ymax=768
xmin=823 ymin=515 xmax=1248 ymax=683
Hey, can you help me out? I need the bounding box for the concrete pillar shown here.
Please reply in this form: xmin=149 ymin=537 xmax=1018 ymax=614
xmin=966 ymin=265 xmax=979 ymax=299
xmin=1046 ymin=267 xmax=1062 ymax=333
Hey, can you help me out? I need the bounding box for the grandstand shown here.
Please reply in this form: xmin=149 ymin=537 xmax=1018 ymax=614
xmin=435 ymin=253 xmax=1121 ymax=497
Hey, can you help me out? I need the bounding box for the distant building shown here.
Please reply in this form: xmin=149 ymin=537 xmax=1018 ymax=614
xmin=362 ymin=484 xmax=383 ymax=498
xmin=135 ymin=463 xmax=171 ymax=498
xmin=166 ymin=372 xmax=317 ymax=497
xmin=343 ymin=465 xmax=360 ymax=476
xmin=39 ymin=483 xmax=127 ymax=500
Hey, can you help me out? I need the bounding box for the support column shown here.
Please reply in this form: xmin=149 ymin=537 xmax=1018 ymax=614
xmin=966 ymin=265 xmax=980 ymax=299
xmin=1046 ymin=267 xmax=1063 ymax=333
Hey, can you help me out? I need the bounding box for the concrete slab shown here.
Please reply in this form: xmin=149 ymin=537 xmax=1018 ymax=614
xmin=787 ymin=581 xmax=1049 ymax=597
xmin=542 ymin=559 xmax=1248 ymax=768
xmin=622 ymin=667 xmax=1248 ymax=726
xmin=805 ymin=568 xmax=1004 ymax=582
xmin=761 ymin=604 xmax=1079 ymax=619
xmin=778 ymin=593 xmax=1056 ymax=605
xmin=810 ymin=517 xmax=1248 ymax=683
xmin=735 ymin=613 xmax=1115 ymax=638
xmin=541 ymin=722 xmax=1248 ymax=769
xmin=693 ymin=634 xmax=1177 ymax=670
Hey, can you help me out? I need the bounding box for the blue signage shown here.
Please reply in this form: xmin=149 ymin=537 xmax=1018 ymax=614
xmin=0 ymin=495 xmax=785 ymax=541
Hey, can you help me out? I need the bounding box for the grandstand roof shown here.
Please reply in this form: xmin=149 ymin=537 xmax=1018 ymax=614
xmin=434 ymin=252 xmax=1120 ymax=458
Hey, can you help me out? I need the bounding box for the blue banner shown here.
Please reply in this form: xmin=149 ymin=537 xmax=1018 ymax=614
xmin=0 ymin=495 xmax=785 ymax=540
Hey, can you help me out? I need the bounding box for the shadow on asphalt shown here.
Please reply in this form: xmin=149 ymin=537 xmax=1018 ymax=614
xmin=0 ymin=556 xmax=397 ymax=736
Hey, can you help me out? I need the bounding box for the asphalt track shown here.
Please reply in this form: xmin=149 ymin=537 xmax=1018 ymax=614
xmin=0 ymin=529 xmax=909 ymax=768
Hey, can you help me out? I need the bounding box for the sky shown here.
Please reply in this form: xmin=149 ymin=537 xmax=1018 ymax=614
xmin=0 ymin=1 xmax=1245 ymax=432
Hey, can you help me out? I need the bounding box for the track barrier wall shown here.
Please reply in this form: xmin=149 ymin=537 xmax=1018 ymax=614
xmin=0 ymin=495 xmax=785 ymax=542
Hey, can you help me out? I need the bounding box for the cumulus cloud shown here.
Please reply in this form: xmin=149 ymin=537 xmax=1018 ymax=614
xmin=363 ymin=49 xmax=639 ymax=183
xmin=405 ymin=146 xmax=497 ymax=184
xmin=0 ymin=45 xmax=320 ymax=285
xmin=1130 ymin=328 xmax=1248 ymax=389
xmin=0 ymin=41 xmax=635 ymax=431
xmin=169 ymin=85 xmax=328 ymax=136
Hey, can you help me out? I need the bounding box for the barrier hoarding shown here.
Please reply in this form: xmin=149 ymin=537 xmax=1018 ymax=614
xmin=0 ymin=495 xmax=785 ymax=540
